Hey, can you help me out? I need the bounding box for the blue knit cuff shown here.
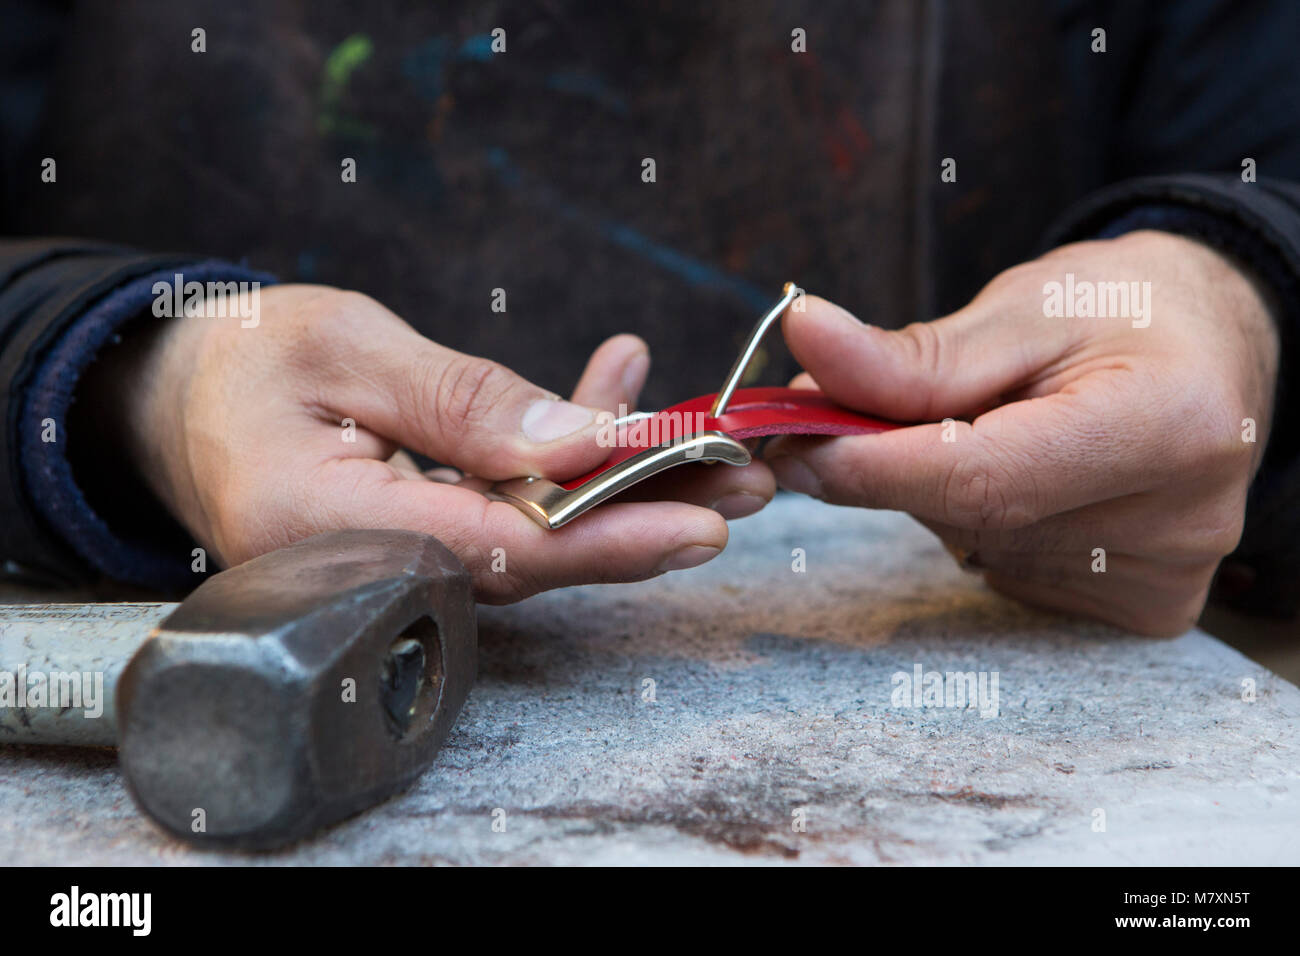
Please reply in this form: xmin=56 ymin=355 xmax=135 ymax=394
xmin=20 ymin=262 xmax=277 ymax=590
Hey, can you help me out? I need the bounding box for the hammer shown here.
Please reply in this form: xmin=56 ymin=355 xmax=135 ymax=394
xmin=0 ymin=530 xmax=476 ymax=850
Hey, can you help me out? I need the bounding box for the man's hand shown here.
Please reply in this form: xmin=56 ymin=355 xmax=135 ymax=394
xmin=767 ymin=231 xmax=1280 ymax=636
xmin=95 ymin=284 xmax=773 ymax=602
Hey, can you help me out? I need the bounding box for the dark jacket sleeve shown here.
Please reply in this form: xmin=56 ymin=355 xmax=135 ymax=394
xmin=1043 ymin=0 xmax=1300 ymax=614
xmin=0 ymin=239 xmax=271 ymax=590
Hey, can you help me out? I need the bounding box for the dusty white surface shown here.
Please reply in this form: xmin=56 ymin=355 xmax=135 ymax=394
xmin=2 ymin=494 xmax=1297 ymax=864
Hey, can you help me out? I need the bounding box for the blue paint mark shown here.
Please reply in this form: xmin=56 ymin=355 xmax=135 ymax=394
xmin=402 ymin=36 xmax=451 ymax=102
xmin=606 ymin=224 xmax=717 ymax=287
xmin=486 ymin=147 xmax=520 ymax=187
xmin=458 ymin=34 xmax=496 ymax=61
xmin=602 ymin=225 xmax=768 ymax=312
xmin=404 ymin=34 xmax=502 ymax=104
xmin=485 ymin=148 xmax=769 ymax=312
xmin=545 ymin=71 xmax=629 ymax=115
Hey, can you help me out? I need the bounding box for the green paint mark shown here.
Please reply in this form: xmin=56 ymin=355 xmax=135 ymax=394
xmin=325 ymin=34 xmax=373 ymax=92
xmin=319 ymin=34 xmax=376 ymax=138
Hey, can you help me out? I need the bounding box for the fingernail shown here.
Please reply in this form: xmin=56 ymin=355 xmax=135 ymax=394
xmin=769 ymin=457 xmax=823 ymax=497
xmin=522 ymin=399 xmax=596 ymax=443
xmin=656 ymin=545 xmax=721 ymax=573
xmin=621 ymin=351 xmax=650 ymax=401
xmin=711 ymin=492 xmax=765 ymax=520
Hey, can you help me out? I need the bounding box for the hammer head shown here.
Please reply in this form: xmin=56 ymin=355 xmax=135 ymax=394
xmin=115 ymin=530 xmax=476 ymax=850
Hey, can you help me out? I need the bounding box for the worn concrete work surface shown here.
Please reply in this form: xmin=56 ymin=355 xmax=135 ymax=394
xmin=2 ymin=494 xmax=1298 ymax=864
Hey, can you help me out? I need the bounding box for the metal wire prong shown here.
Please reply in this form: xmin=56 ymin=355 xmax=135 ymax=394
xmin=710 ymin=281 xmax=801 ymax=419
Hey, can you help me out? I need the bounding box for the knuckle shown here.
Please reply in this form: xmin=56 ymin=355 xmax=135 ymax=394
xmin=981 ymin=257 xmax=1059 ymax=306
xmin=501 ymin=566 xmax=544 ymax=602
xmin=1164 ymin=376 xmax=1253 ymax=476
xmin=988 ymin=258 xmax=1040 ymax=291
xmin=299 ymin=288 xmax=359 ymax=330
xmin=316 ymin=288 xmax=377 ymax=322
xmin=432 ymin=356 xmax=512 ymax=435
xmin=1134 ymin=591 xmax=1211 ymax=638
xmin=897 ymin=321 xmax=947 ymax=381
xmin=286 ymin=289 xmax=375 ymax=360
xmin=441 ymin=504 xmax=544 ymax=604
xmin=470 ymin=556 xmax=542 ymax=604
xmin=1196 ymin=501 xmax=1247 ymax=558
xmin=1128 ymin=564 xmax=1216 ymax=636
xmin=940 ymin=451 xmax=1039 ymax=531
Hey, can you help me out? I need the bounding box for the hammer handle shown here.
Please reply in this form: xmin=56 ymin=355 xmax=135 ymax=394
xmin=0 ymin=603 xmax=176 ymax=746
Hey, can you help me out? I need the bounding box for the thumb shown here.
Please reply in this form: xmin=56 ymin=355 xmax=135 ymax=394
xmin=330 ymin=328 xmax=610 ymax=481
xmin=570 ymin=333 xmax=650 ymax=411
xmin=781 ymin=294 xmax=1074 ymax=421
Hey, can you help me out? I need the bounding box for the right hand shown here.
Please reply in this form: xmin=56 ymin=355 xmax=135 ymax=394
xmin=99 ymin=284 xmax=771 ymax=601
xmin=765 ymin=233 xmax=1278 ymax=635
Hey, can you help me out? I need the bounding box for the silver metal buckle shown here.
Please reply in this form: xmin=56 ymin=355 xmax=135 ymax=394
xmin=489 ymin=282 xmax=800 ymax=529
xmin=489 ymin=431 xmax=751 ymax=529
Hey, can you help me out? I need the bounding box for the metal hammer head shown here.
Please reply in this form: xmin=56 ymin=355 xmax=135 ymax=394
xmin=115 ymin=530 xmax=476 ymax=850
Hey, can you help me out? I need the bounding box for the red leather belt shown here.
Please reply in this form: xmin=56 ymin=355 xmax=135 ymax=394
xmin=490 ymin=285 xmax=901 ymax=528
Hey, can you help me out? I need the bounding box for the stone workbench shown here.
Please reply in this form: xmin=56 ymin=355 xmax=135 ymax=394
xmin=2 ymin=494 xmax=1297 ymax=864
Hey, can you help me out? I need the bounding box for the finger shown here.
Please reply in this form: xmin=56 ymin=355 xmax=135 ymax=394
xmin=781 ymin=294 xmax=1077 ymax=422
xmin=457 ymin=457 xmax=774 ymax=519
xmin=980 ymin=554 xmax=1215 ymax=637
xmin=305 ymin=457 xmax=730 ymax=602
xmin=325 ymin=322 xmax=610 ymax=481
xmin=426 ymin=466 xmax=463 ymax=484
xmin=613 ymin=459 xmax=776 ymax=518
xmin=387 ymin=449 xmax=426 ymax=480
xmin=570 ymin=333 xmax=769 ymax=518
xmin=913 ymin=481 xmax=1244 ymax=563
xmin=571 ymin=334 xmax=650 ymax=412
xmin=767 ymin=370 xmax=1180 ymax=530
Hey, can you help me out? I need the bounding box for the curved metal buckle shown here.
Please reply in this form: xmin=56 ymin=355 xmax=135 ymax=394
xmin=490 ymin=282 xmax=800 ymax=529
xmin=489 ymin=430 xmax=751 ymax=529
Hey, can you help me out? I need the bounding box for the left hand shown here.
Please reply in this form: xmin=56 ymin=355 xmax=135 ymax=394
xmin=415 ymin=332 xmax=776 ymax=520
xmin=765 ymin=231 xmax=1279 ymax=636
